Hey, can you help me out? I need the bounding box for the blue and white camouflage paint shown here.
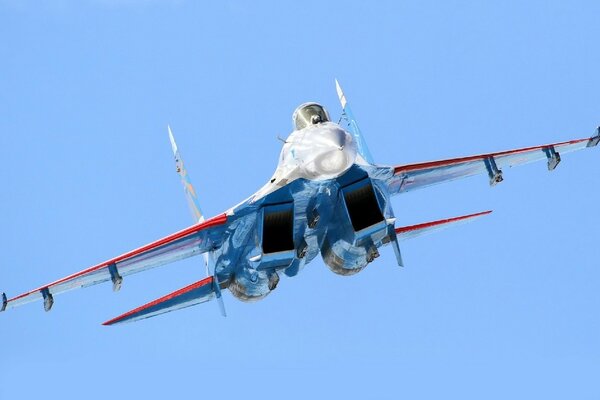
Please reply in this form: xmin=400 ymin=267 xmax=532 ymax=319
xmin=1 ymin=81 xmax=598 ymax=324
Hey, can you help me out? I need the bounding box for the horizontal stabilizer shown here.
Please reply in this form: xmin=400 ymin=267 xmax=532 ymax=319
xmin=103 ymin=276 xmax=216 ymax=326
xmin=395 ymin=211 xmax=492 ymax=241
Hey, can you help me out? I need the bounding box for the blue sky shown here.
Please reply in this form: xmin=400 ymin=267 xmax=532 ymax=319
xmin=1 ymin=1 xmax=599 ymax=399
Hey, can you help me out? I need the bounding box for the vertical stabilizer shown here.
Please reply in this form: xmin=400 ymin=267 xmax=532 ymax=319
xmin=168 ymin=126 xmax=211 ymax=275
xmin=168 ymin=126 xmax=206 ymax=224
xmin=335 ymin=79 xmax=375 ymax=164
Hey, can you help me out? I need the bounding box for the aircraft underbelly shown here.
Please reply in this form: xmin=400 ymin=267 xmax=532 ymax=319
xmin=212 ymin=164 xmax=395 ymax=301
xmin=320 ymin=173 xmax=393 ymax=275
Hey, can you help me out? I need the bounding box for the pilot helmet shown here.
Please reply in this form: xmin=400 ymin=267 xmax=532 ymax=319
xmin=292 ymin=102 xmax=331 ymax=131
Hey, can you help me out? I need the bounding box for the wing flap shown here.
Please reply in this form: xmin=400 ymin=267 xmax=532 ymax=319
xmin=3 ymin=213 xmax=228 ymax=311
xmin=389 ymin=134 xmax=598 ymax=194
xmin=103 ymin=276 xmax=216 ymax=325
xmin=396 ymin=211 xmax=492 ymax=241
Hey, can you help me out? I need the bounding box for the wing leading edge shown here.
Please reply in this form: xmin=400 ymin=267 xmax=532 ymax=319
xmin=1 ymin=213 xmax=228 ymax=312
xmin=388 ymin=130 xmax=600 ymax=194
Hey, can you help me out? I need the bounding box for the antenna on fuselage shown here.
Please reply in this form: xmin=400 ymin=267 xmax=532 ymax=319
xmin=276 ymin=135 xmax=288 ymax=144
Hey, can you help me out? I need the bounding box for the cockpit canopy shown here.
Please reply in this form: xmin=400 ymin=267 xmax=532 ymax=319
xmin=292 ymin=102 xmax=331 ymax=131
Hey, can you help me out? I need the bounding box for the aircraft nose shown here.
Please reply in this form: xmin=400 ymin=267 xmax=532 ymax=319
xmin=306 ymin=127 xmax=357 ymax=178
xmin=323 ymin=127 xmax=346 ymax=149
xmin=292 ymin=124 xmax=357 ymax=180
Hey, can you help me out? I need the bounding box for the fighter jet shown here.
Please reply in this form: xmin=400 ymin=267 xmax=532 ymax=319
xmin=2 ymin=81 xmax=598 ymax=325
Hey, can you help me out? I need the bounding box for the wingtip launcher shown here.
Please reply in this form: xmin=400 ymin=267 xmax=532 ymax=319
xmin=1 ymin=292 xmax=7 ymax=312
xmin=587 ymin=126 xmax=600 ymax=147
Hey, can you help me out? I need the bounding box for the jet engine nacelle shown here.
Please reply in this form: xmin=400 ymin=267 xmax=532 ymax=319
xmin=228 ymin=269 xmax=280 ymax=302
xmin=321 ymin=178 xmax=390 ymax=275
xmin=228 ymin=200 xmax=294 ymax=301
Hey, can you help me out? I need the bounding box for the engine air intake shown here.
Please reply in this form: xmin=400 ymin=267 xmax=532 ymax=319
xmin=262 ymin=206 xmax=294 ymax=254
xmin=343 ymin=182 xmax=384 ymax=232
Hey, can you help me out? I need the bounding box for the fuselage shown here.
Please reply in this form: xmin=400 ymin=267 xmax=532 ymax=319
xmin=280 ymin=122 xmax=358 ymax=180
xmin=252 ymin=121 xmax=359 ymax=201
xmin=215 ymin=115 xmax=396 ymax=302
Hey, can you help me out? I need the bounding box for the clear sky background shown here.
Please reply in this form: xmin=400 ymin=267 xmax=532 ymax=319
xmin=1 ymin=1 xmax=599 ymax=399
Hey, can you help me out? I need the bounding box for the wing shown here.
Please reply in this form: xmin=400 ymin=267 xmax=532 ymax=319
xmin=102 ymin=276 xmax=216 ymax=325
xmin=387 ymin=131 xmax=599 ymax=194
xmin=1 ymin=213 xmax=228 ymax=312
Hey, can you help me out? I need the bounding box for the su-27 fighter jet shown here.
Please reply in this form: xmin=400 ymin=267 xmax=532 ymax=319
xmin=2 ymin=81 xmax=599 ymax=325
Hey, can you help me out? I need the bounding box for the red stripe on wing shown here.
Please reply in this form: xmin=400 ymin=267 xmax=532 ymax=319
xmin=395 ymin=211 xmax=492 ymax=234
xmin=394 ymin=138 xmax=589 ymax=174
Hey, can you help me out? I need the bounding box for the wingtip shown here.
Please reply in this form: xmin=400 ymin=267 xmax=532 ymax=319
xmin=466 ymin=210 xmax=493 ymax=219
xmin=1 ymin=292 xmax=7 ymax=312
xmin=587 ymin=126 xmax=600 ymax=147
xmin=101 ymin=317 xmax=120 ymax=326
xmin=102 ymin=311 xmax=128 ymax=326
